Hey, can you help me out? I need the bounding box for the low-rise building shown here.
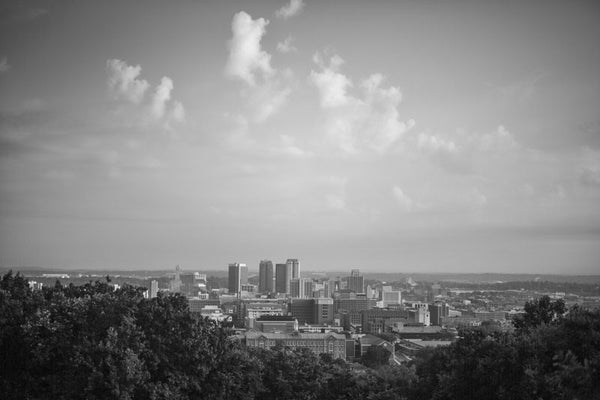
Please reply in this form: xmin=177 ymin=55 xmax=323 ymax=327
xmin=245 ymin=331 xmax=347 ymax=359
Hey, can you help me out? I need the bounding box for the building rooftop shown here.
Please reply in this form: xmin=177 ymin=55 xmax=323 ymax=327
xmin=245 ymin=331 xmax=346 ymax=340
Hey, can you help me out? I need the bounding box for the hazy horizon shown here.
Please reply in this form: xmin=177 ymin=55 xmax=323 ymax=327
xmin=1 ymin=1 xmax=599 ymax=274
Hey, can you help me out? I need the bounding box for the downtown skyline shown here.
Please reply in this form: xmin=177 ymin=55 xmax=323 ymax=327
xmin=1 ymin=0 xmax=599 ymax=274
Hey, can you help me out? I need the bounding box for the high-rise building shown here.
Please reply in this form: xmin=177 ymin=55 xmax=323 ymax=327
xmin=149 ymin=280 xmax=159 ymax=298
xmin=228 ymin=263 xmax=248 ymax=295
xmin=347 ymin=269 xmax=364 ymax=294
xmin=275 ymin=263 xmax=291 ymax=294
xmin=287 ymin=259 xmax=300 ymax=279
xmin=290 ymin=278 xmax=302 ymax=298
xmin=303 ymin=279 xmax=315 ymax=298
xmin=258 ymin=260 xmax=274 ymax=293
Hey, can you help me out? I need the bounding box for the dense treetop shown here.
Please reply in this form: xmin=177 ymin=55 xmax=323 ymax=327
xmin=1 ymin=271 xmax=598 ymax=399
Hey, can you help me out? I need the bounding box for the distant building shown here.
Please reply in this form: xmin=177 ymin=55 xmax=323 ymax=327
xmin=245 ymin=331 xmax=347 ymax=360
xmin=170 ymin=265 xmax=182 ymax=293
xmin=406 ymin=302 xmax=430 ymax=326
xmin=258 ymin=260 xmax=274 ymax=294
xmin=289 ymin=298 xmax=335 ymax=325
xmin=382 ymin=288 xmax=402 ymax=307
xmin=289 ymin=299 xmax=314 ymax=324
xmin=200 ymin=305 xmax=230 ymax=322
xmin=335 ymin=294 xmax=377 ymax=327
xmin=276 ymin=263 xmax=292 ymax=295
xmin=428 ymin=302 xmax=449 ymax=326
xmin=473 ymin=311 xmax=506 ymax=322
xmin=347 ymin=269 xmax=364 ymax=294
xmin=149 ymin=280 xmax=159 ymax=298
xmin=361 ymin=308 xmax=409 ymax=334
xmin=358 ymin=334 xmax=395 ymax=358
xmin=228 ymin=263 xmax=248 ymax=295
xmin=287 ymin=258 xmax=300 ymax=280
xmin=253 ymin=316 xmax=298 ymax=333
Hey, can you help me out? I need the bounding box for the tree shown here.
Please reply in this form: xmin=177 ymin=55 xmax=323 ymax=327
xmin=513 ymin=295 xmax=566 ymax=331
xmin=362 ymin=345 xmax=391 ymax=369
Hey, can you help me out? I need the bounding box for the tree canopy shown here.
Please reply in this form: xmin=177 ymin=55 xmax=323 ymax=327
xmin=1 ymin=273 xmax=598 ymax=400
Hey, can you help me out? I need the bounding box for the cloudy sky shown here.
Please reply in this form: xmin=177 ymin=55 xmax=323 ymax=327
xmin=1 ymin=0 xmax=599 ymax=274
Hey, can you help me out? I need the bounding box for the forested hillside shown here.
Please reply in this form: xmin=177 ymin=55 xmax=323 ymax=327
xmin=1 ymin=272 xmax=598 ymax=399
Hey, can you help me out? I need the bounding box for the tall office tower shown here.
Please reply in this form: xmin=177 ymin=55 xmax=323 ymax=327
xmin=290 ymin=278 xmax=302 ymax=298
xmin=149 ymin=280 xmax=159 ymax=298
xmin=275 ymin=263 xmax=291 ymax=294
xmin=287 ymin=259 xmax=300 ymax=279
xmin=228 ymin=263 xmax=247 ymax=295
xmin=258 ymin=260 xmax=274 ymax=293
xmin=302 ymin=278 xmax=315 ymax=298
xmin=347 ymin=269 xmax=364 ymax=294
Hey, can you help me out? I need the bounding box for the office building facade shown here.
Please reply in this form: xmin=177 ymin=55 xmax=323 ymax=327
xmin=275 ymin=263 xmax=292 ymax=295
xmin=228 ymin=263 xmax=248 ymax=295
xmin=258 ymin=260 xmax=274 ymax=294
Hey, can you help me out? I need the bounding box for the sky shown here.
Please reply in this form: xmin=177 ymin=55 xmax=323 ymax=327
xmin=1 ymin=0 xmax=599 ymax=274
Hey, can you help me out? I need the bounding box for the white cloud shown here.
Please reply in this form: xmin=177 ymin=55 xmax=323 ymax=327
xmin=417 ymin=133 xmax=458 ymax=154
xmin=309 ymin=53 xmax=353 ymax=108
xmin=225 ymin=12 xmax=273 ymax=86
xmin=106 ymin=59 xmax=185 ymax=128
xmin=392 ymin=186 xmax=414 ymax=212
xmin=478 ymin=125 xmax=518 ymax=153
xmin=360 ymin=73 xmax=415 ymax=152
xmin=106 ymin=59 xmax=150 ymax=104
xmin=275 ymin=0 xmax=305 ymax=19
xmin=225 ymin=12 xmax=291 ymax=123
xmin=171 ymin=101 xmax=186 ymax=123
xmin=246 ymin=79 xmax=291 ymax=122
xmin=277 ymin=36 xmax=297 ymax=53
xmin=151 ymin=77 xmax=173 ymax=119
xmin=310 ymin=53 xmax=414 ymax=153
xmin=0 ymin=56 xmax=10 ymax=73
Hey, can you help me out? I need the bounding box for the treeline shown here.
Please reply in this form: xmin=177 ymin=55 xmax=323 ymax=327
xmin=1 ymin=272 xmax=599 ymax=400
xmin=439 ymin=279 xmax=600 ymax=295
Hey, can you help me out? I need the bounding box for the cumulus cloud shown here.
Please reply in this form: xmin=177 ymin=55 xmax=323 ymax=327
xmin=225 ymin=12 xmax=291 ymax=122
xmin=106 ymin=59 xmax=150 ymax=104
xmin=309 ymin=53 xmax=353 ymax=108
xmin=478 ymin=125 xmax=518 ymax=153
xmin=225 ymin=12 xmax=273 ymax=86
xmin=0 ymin=56 xmax=10 ymax=73
xmin=417 ymin=133 xmax=458 ymax=154
xmin=151 ymin=77 xmax=173 ymax=119
xmin=246 ymin=79 xmax=291 ymax=122
xmin=392 ymin=186 xmax=414 ymax=212
xmin=275 ymin=0 xmax=305 ymax=19
xmin=310 ymin=53 xmax=414 ymax=153
xmin=277 ymin=36 xmax=297 ymax=53
xmin=106 ymin=59 xmax=185 ymax=127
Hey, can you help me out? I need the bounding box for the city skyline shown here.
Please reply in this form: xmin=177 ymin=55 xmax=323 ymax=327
xmin=1 ymin=0 xmax=599 ymax=274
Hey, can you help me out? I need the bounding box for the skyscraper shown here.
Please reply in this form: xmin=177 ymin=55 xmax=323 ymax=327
xmin=149 ymin=280 xmax=158 ymax=298
xmin=275 ymin=263 xmax=291 ymax=294
xmin=259 ymin=260 xmax=274 ymax=293
xmin=287 ymin=259 xmax=300 ymax=279
xmin=228 ymin=263 xmax=247 ymax=295
xmin=348 ymin=269 xmax=364 ymax=294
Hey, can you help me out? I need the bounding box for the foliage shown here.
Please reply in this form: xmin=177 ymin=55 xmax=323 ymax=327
xmin=362 ymin=345 xmax=392 ymax=369
xmin=1 ymin=273 xmax=599 ymax=400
